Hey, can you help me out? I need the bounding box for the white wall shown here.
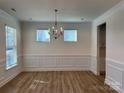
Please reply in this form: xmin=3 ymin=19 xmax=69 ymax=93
xmin=21 ymin=22 xmax=92 ymax=71
xmin=0 ymin=9 xmax=22 ymax=87
xmin=0 ymin=1 xmax=124 ymax=92
xmin=91 ymin=1 xmax=124 ymax=92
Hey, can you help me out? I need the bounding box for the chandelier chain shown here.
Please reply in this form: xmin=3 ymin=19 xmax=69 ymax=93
xmin=49 ymin=9 xmax=64 ymax=39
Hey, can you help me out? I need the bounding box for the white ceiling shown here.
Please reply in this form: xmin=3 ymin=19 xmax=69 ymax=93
xmin=0 ymin=0 xmax=121 ymax=22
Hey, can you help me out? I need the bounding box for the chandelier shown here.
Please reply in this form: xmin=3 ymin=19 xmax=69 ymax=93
xmin=49 ymin=9 xmax=64 ymax=39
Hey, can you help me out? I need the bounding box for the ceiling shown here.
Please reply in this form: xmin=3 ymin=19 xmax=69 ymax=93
xmin=0 ymin=0 xmax=121 ymax=22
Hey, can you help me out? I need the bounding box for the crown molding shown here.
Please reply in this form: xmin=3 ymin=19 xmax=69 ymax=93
xmin=94 ymin=0 xmax=124 ymax=23
xmin=0 ymin=9 xmax=19 ymax=22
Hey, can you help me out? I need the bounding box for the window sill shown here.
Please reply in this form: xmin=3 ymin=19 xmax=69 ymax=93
xmin=6 ymin=64 xmax=18 ymax=70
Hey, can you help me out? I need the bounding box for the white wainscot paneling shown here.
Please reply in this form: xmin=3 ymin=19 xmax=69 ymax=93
xmin=0 ymin=56 xmax=22 ymax=88
xmin=105 ymin=59 xmax=124 ymax=93
xmin=23 ymin=55 xmax=91 ymax=71
xmin=90 ymin=56 xmax=97 ymax=75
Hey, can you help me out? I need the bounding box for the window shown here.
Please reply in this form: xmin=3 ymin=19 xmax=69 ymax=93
xmin=36 ymin=29 xmax=50 ymax=42
xmin=5 ymin=26 xmax=17 ymax=70
xmin=64 ymin=30 xmax=77 ymax=42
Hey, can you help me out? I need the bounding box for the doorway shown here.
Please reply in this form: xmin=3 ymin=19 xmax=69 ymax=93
xmin=97 ymin=23 xmax=106 ymax=77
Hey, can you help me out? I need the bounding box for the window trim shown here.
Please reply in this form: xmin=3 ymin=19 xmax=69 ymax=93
xmin=6 ymin=64 xmax=18 ymax=70
xmin=5 ymin=25 xmax=18 ymax=70
xmin=64 ymin=29 xmax=78 ymax=42
xmin=36 ymin=29 xmax=50 ymax=43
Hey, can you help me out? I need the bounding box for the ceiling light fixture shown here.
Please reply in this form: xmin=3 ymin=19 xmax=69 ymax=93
xmin=49 ymin=9 xmax=64 ymax=39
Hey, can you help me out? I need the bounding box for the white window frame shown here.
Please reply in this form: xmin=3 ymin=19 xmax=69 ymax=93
xmin=5 ymin=25 xmax=17 ymax=70
xmin=64 ymin=29 xmax=77 ymax=42
xmin=36 ymin=29 xmax=50 ymax=42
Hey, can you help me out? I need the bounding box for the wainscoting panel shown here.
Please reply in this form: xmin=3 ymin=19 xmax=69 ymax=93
xmin=0 ymin=56 xmax=22 ymax=88
xmin=23 ymin=55 xmax=90 ymax=71
xmin=90 ymin=56 xmax=97 ymax=75
xmin=105 ymin=59 xmax=124 ymax=93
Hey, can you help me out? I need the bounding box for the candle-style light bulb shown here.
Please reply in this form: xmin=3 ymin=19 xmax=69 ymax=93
xmin=55 ymin=29 xmax=58 ymax=33
xmin=52 ymin=26 xmax=55 ymax=29
xmin=60 ymin=27 xmax=63 ymax=31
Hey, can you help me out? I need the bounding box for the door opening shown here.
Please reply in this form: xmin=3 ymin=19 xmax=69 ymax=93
xmin=97 ymin=23 xmax=106 ymax=78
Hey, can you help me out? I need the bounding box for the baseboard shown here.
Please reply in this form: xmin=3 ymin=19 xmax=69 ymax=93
xmin=105 ymin=78 xmax=124 ymax=93
xmin=90 ymin=68 xmax=98 ymax=75
xmin=23 ymin=67 xmax=90 ymax=71
xmin=0 ymin=71 xmax=21 ymax=88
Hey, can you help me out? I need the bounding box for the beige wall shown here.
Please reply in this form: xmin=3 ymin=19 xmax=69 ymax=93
xmin=91 ymin=2 xmax=124 ymax=62
xmin=21 ymin=22 xmax=92 ymax=55
xmin=21 ymin=22 xmax=92 ymax=71
xmin=91 ymin=1 xmax=124 ymax=92
xmin=0 ymin=9 xmax=22 ymax=87
xmin=92 ymin=7 xmax=124 ymax=61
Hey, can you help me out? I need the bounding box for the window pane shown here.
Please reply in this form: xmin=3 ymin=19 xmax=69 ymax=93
xmin=5 ymin=26 xmax=17 ymax=69
xmin=6 ymin=27 xmax=15 ymax=48
xmin=64 ymin=30 xmax=77 ymax=42
xmin=36 ymin=30 xmax=50 ymax=42
xmin=6 ymin=49 xmax=16 ymax=67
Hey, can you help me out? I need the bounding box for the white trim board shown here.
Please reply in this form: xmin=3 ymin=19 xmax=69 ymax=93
xmin=0 ymin=71 xmax=21 ymax=88
xmin=105 ymin=78 xmax=124 ymax=93
xmin=106 ymin=58 xmax=124 ymax=66
xmin=23 ymin=67 xmax=90 ymax=71
xmin=94 ymin=0 xmax=124 ymax=23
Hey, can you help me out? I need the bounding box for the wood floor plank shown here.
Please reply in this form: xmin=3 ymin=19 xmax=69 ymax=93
xmin=0 ymin=71 xmax=117 ymax=93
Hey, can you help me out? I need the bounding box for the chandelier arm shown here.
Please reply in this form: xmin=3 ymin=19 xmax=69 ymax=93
xmin=49 ymin=9 xmax=63 ymax=39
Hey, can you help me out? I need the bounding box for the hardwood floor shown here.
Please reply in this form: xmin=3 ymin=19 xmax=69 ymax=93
xmin=0 ymin=71 xmax=117 ymax=93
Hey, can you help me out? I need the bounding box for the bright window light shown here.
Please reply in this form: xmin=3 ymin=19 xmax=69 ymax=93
xmin=64 ymin=30 xmax=77 ymax=42
xmin=36 ymin=29 xmax=50 ymax=42
xmin=5 ymin=26 xmax=17 ymax=69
